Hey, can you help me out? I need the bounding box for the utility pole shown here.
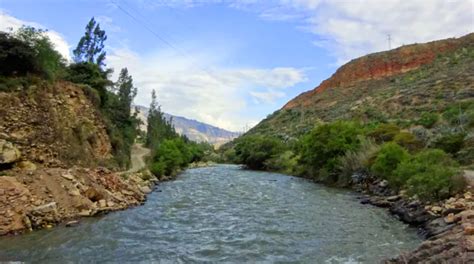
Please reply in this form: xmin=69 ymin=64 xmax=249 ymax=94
xmin=387 ymin=34 xmax=392 ymax=50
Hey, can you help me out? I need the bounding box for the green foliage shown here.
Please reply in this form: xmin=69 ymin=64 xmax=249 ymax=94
xmin=443 ymin=101 xmax=474 ymax=128
xmin=298 ymin=121 xmax=362 ymax=180
xmin=393 ymin=131 xmax=423 ymax=152
xmin=0 ymin=27 xmax=65 ymax=80
xmin=417 ymin=112 xmax=439 ymax=128
xmin=149 ymin=137 xmax=209 ymax=176
xmin=433 ymin=132 xmax=465 ymax=155
xmin=264 ymin=150 xmax=301 ymax=175
xmin=371 ymin=142 xmax=409 ymax=182
xmin=367 ymin=123 xmax=400 ymax=143
xmin=73 ymin=17 xmax=107 ymax=66
xmin=65 ymin=62 xmax=111 ymax=105
xmin=337 ymin=137 xmax=380 ymax=186
xmin=234 ymin=135 xmax=286 ymax=170
xmin=395 ymin=149 xmax=464 ymax=200
xmin=146 ymin=90 xmax=178 ymax=149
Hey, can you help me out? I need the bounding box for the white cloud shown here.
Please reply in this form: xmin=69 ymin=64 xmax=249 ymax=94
xmin=0 ymin=11 xmax=71 ymax=60
xmin=96 ymin=16 xmax=121 ymax=33
xmin=235 ymin=0 xmax=474 ymax=64
xmin=107 ymin=47 xmax=306 ymax=131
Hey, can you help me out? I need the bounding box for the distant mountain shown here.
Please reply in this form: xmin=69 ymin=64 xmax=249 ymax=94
xmin=134 ymin=106 xmax=240 ymax=146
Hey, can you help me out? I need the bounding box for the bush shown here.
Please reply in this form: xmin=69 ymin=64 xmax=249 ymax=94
xmin=393 ymin=132 xmax=423 ymax=152
xmin=264 ymin=150 xmax=301 ymax=175
xmin=65 ymin=62 xmax=111 ymax=106
xmin=394 ymin=149 xmax=464 ymax=200
xmin=433 ymin=133 xmax=465 ymax=154
xmin=0 ymin=27 xmax=66 ymax=80
xmin=371 ymin=142 xmax=409 ymax=183
xmin=150 ymin=161 xmax=165 ymax=177
xmin=337 ymin=137 xmax=380 ymax=186
xmin=367 ymin=123 xmax=400 ymax=143
xmin=153 ymin=139 xmax=184 ymax=175
xmin=234 ymin=135 xmax=286 ymax=170
xmin=298 ymin=121 xmax=361 ymax=181
xmin=417 ymin=112 xmax=439 ymax=128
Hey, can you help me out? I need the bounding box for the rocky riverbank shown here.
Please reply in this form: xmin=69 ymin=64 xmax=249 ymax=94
xmin=352 ymin=177 xmax=474 ymax=262
xmin=0 ymin=165 xmax=168 ymax=236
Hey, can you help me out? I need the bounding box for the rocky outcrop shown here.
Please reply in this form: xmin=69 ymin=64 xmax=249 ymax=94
xmin=283 ymin=33 xmax=474 ymax=110
xmin=0 ymin=81 xmax=112 ymax=168
xmin=0 ymin=166 xmax=158 ymax=235
xmin=0 ymin=139 xmax=21 ymax=164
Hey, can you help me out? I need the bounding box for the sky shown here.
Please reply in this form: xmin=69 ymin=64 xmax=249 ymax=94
xmin=0 ymin=0 xmax=473 ymax=131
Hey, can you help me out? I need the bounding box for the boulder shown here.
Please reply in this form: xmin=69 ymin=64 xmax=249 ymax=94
xmin=0 ymin=139 xmax=21 ymax=164
xmin=85 ymin=187 xmax=104 ymax=202
xmin=15 ymin=161 xmax=37 ymax=171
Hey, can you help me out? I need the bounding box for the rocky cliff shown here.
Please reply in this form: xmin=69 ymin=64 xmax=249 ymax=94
xmin=284 ymin=34 xmax=472 ymax=109
xmin=250 ymin=33 xmax=474 ymax=139
xmin=0 ymin=81 xmax=112 ymax=168
xmin=0 ymin=80 xmax=160 ymax=236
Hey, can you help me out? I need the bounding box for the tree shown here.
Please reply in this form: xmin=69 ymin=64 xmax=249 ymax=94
xmin=116 ymin=68 xmax=137 ymax=120
xmin=73 ymin=17 xmax=107 ymax=66
xmin=146 ymin=90 xmax=177 ymax=149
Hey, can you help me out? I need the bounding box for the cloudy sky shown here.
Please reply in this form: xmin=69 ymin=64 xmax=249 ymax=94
xmin=1 ymin=0 xmax=473 ymax=131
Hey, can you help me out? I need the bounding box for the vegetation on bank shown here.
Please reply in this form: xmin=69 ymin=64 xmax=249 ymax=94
xmin=225 ymin=117 xmax=469 ymax=201
xmin=145 ymin=90 xmax=213 ymax=177
xmin=0 ymin=18 xmax=213 ymax=173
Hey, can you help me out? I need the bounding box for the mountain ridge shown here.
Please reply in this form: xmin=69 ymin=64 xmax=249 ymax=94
xmin=134 ymin=105 xmax=239 ymax=146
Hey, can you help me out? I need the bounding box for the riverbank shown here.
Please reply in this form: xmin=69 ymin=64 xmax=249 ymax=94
xmin=333 ymin=173 xmax=474 ymax=262
xmin=0 ymin=166 xmax=161 ymax=236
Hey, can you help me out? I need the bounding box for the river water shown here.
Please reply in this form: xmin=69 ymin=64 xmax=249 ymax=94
xmin=0 ymin=165 xmax=421 ymax=263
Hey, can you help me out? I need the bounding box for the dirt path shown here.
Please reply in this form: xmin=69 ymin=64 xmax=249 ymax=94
xmin=123 ymin=143 xmax=151 ymax=174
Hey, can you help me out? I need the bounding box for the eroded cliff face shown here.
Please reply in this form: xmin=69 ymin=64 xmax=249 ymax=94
xmin=0 ymin=80 xmax=164 ymax=236
xmin=0 ymin=81 xmax=112 ymax=168
xmin=284 ymin=33 xmax=473 ymax=109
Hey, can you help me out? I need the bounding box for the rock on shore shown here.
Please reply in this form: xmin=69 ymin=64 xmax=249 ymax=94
xmin=0 ymin=166 xmax=158 ymax=235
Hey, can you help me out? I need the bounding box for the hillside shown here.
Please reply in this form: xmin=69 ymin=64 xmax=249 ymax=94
xmin=0 ymin=79 xmax=158 ymax=235
xmin=134 ymin=105 xmax=239 ymax=146
xmin=249 ymin=33 xmax=474 ymax=143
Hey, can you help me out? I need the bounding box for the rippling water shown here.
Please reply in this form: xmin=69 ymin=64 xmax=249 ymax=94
xmin=0 ymin=165 xmax=421 ymax=263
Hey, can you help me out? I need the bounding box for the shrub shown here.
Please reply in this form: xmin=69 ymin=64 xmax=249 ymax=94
xmin=393 ymin=132 xmax=423 ymax=152
xmin=367 ymin=123 xmax=400 ymax=143
xmin=433 ymin=133 xmax=465 ymax=154
xmin=337 ymin=137 xmax=380 ymax=186
xmin=234 ymin=135 xmax=286 ymax=170
xmin=417 ymin=112 xmax=439 ymax=128
xmin=371 ymin=142 xmax=409 ymax=183
xmin=298 ymin=121 xmax=362 ymax=181
xmin=394 ymin=149 xmax=464 ymax=201
xmin=150 ymin=161 xmax=165 ymax=177
xmin=264 ymin=150 xmax=301 ymax=175
xmin=0 ymin=27 xmax=66 ymax=80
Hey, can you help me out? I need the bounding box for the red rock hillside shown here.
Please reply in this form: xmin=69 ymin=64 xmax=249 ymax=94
xmin=284 ymin=33 xmax=474 ymax=109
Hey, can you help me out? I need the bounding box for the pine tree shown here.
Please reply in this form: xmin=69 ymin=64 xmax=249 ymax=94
xmin=116 ymin=68 xmax=137 ymax=119
xmin=73 ymin=17 xmax=107 ymax=66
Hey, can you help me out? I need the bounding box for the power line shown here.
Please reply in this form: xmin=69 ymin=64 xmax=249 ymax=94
xmin=109 ymin=0 xmax=217 ymax=79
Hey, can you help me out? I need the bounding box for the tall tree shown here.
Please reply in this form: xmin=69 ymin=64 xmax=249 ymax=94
xmin=146 ymin=90 xmax=177 ymax=148
xmin=116 ymin=68 xmax=137 ymax=119
xmin=73 ymin=17 xmax=107 ymax=66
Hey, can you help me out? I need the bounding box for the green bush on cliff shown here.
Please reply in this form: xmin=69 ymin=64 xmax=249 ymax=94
xmin=0 ymin=26 xmax=66 ymax=80
xmin=433 ymin=132 xmax=465 ymax=155
xmin=371 ymin=142 xmax=409 ymax=185
xmin=417 ymin=112 xmax=439 ymax=128
xmin=394 ymin=149 xmax=464 ymax=200
xmin=367 ymin=123 xmax=400 ymax=143
xmin=234 ymin=135 xmax=286 ymax=170
xmin=298 ymin=121 xmax=362 ymax=181
xmin=393 ymin=132 xmax=423 ymax=152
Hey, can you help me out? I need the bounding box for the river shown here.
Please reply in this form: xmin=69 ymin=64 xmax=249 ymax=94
xmin=0 ymin=165 xmax=421 ymax=263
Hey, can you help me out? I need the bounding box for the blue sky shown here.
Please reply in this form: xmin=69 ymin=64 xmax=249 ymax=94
xmin=1 ymin=0 xmax=472 ymax=131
